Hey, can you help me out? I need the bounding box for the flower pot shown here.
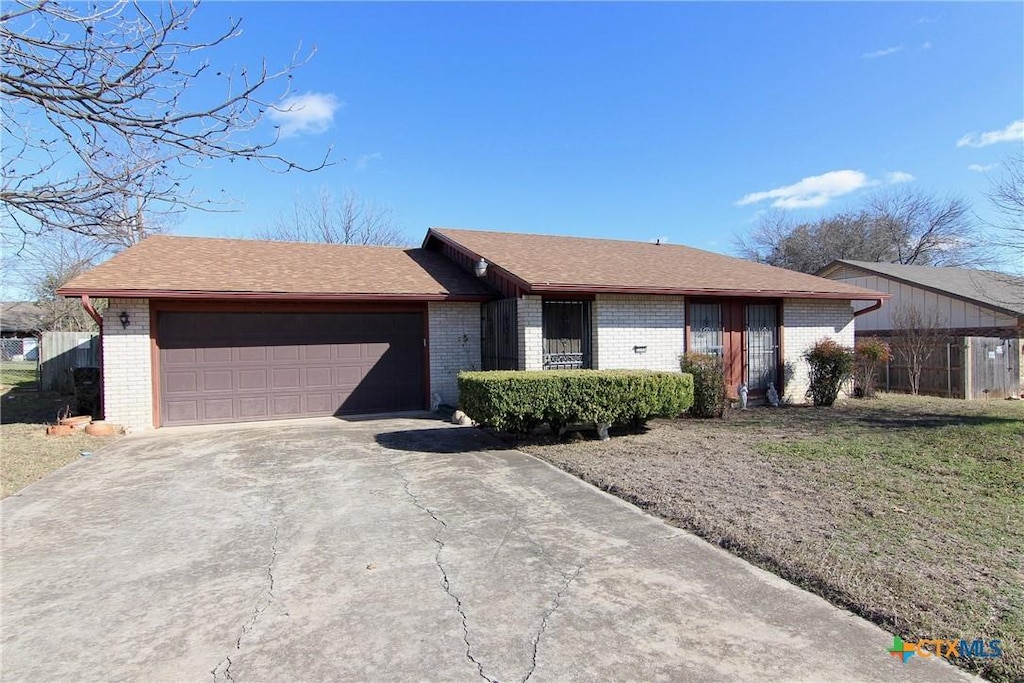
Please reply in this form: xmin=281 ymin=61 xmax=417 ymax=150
xmin=84 ymin=421 xmax=116 ymax=437
xmin=46 ymin=424 xmax=74 ymax=437
xmin=59 ymin=415 xmax=93 ymax=429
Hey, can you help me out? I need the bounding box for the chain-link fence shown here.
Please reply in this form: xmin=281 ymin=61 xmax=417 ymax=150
xmin=0 ymin=337 xmax=41 ymax=391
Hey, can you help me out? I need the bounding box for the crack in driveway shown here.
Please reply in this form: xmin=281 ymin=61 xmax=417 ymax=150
xmin=211 ymin=520 xmax=281 ymax=683
xmin=389 ymin=457 xmax=498 ymax=683
xmin=521 ymin=565 xmax=583 ymax=683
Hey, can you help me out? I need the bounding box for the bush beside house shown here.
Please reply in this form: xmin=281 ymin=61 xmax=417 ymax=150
xmin=458 ymin=370 xmax=694 ymax=434
xmin=679 ymin=353 xmax=727 ymax=418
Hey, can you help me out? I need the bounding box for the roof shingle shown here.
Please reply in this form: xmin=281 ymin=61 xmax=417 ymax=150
xmin=429 ymin=228 xmax=885 ymax=299
xmin=58 ymin=235 xmax=494 ymax=300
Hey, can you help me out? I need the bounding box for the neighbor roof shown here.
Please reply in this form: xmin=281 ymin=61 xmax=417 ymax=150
xmin=819 ymin=260 xmax=1024 ymax=317
xmin=58 ymin=235 xmax=495 ymax=301
xmin=0 ymin=302 xmax=44 ymax=333
xmin=427 ymin=228 xmax=886 ymax=300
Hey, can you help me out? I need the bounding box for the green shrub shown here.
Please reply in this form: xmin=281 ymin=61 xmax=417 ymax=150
xmin=804 ymin=339 xmax=855 ymax=406
xmin=853 ymin=337 xmax=891 ymax=398
xmin=679 ymin=353 xmax=726 ymax=418
xmin=457 ymin=370 xmax=694 ymax=434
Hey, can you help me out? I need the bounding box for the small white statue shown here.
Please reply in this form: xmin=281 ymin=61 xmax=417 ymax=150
xmin=451 ymin=410 xmax=474 ymax=426
xmin=738 ymin=382 xmax=748 ymax=410
xmin=766 ymin=382 xmax=780 ymax=407
xmin=430 ymin=392 xmax=443 ymax=412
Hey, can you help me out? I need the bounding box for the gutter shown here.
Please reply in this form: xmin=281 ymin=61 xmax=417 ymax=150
xmin=80 ymin=295 xmax=103 ymax=328
xmin=79 ymin=295 xmax=104 ymax=419
xmin=853 ymin=298 xmax=885 ymax=317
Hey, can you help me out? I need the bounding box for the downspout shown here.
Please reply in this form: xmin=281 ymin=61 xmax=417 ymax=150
xmin=80 ymin=295 xmax=104 ymax=419
xmin=853 ymin=298 xmax=884 ymax=318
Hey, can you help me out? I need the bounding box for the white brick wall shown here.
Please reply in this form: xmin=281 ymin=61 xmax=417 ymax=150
xmin=428 ymin=302 xmax=481 ymax=407
xmin=593 ymin=294 xmax=686 ymax=371
xmin=102 ymin=298 xmax=154 ymax=431
xmin=782 ymin=298 xmax=855 ymax=403
xmin=517 ymin=295 xmax=543 ymax=371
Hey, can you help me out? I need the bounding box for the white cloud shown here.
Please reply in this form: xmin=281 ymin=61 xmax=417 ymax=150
xmin=270 ymin=92 xmax=343 ymax=137
xmin=922 ymin=41 xmax=933 ymax=50
xmin=886 ymin=171 xmax=915 ymax=184
xmin=736 ymin=170 xmax=870 ymax=209
xmin=862 ymin=45 xmax=904 ymax=59
xmin=956 ymin=120 xmax=1024 ymax=148
xmin=967 ymin=163 xmax=999 ymax=173
xmin=356 ymin=152 xmax=383 ymax=170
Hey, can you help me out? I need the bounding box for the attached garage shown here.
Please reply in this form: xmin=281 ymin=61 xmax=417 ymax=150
xmin=58 ymin=236 xmax=494 ymax=430
xmin=157 ymin=310 xmax=426 ymax=426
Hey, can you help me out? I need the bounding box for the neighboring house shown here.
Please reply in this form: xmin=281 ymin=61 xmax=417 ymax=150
xmin=58 ymin=230 xmax=886 ymax=430
xmin=818 ymin=260 xmax=1023 ymax=398
xmin=0 ymin=302 xmax=43 ymax=338
xmin=0 ymin=302 xmax=42 ymax=361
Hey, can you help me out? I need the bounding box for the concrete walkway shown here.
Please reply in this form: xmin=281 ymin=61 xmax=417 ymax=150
xmin=2 ymin=416 xmax=972 ymax=682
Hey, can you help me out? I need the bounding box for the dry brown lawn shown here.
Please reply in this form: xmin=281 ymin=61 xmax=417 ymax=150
xmin=1 ymin=388 xmax=119 ymax=498
xmin=515 ymin=394 xmax=1024 ymax=682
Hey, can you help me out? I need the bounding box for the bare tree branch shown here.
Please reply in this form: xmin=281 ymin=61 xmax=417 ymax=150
xmin=734 ymin=189 xmax=989 ymax=273
xmin=1 ymin=0 xmax=331 ymax=242
xmin=255 ymin=188 xmax=410 ymax=246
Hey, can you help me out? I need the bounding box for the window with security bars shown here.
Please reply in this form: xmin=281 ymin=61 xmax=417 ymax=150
xmin=542 ymin=300 xmax=591 ymax=369
xmin=689 ymin=303 xmax=723 ymax=357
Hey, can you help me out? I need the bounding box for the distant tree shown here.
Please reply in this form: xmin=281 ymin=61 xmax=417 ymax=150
xmin=736 ymin=190 xmax=986 ymax=273
xmin=1 ymin=0 xmax=328 ymax=242
xmin=983 ymin=151 xmax=1024 ymax=269
xmin=890 ymin=303 xmax=948 ymax=396
xmin=256 ymin=188 xmax=409 ymax=246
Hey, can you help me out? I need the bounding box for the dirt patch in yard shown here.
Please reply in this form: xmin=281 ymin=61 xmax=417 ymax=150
xmin=1 ymin=389 xmax=120 ymax=498
xmin=513 ymin=394 xmax=1024 ymax=682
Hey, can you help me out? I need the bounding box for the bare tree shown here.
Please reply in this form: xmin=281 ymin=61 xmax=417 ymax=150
xmin=1 ymin=0 xmax=329 ymax=242
xmin=984 ymin=152 xmax=1024 ymax=267
xmin=890 ymin=303 xmax=949 ymax=396
xmin=256 ymin=188 xmax=409 ymax=246
xmin=735 ymin=190 xmax=987 ymax=273
xmin=4 ymin=231 xmax=109 ymax=332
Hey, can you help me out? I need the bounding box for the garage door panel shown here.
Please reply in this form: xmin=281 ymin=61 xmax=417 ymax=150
xmin=238 ymin=369 xmax=268 ymax=390
xmin=159 ymin=311 xmax=425 ymax=426
xmin=200 ymin=347 xmax=233 ymax=363
xmin=203 ymin=398 xmax=236 ymax=421
xmin=164 ymin=348 xmax=198 ymax=365
xmin=237 ymin=397 xmax=269 ymax=419
xmin=164 ymin=371 xmax=198 ymax=394
xmin=238 ymin=347 xmax=267 ymax=362
xmin=164 ymin=401 xmax=198 ymax=423
xmin=203 ymin=370 xmax=234 ymax=392
xmin=272 ymin=395 xmax=302 ymax=416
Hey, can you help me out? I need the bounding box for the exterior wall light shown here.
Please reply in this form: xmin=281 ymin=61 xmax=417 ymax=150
xmin=474 ymin=258 xmax=488 ymax=278
xmin=119 ymin=311 xmax=130 ymax=329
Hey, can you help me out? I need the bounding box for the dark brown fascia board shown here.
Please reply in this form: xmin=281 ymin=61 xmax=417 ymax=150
xmin=818 ymin=260 xmax=1023 ymax=319
xmin=423 ymin=229 xmax=534 ymax=293
xmin=56 ymin=288 xmax=494 ymax=302
xmin=531 ymin=283 xmax=890 ymax=301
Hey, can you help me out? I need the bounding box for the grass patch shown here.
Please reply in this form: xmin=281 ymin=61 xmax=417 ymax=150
xmin=1 ymin=388 xmax=119 ymax=498
xmin=0 ymin=361 xmax=38 ymax=391
xmin=519 ymin=394 xmax=1024 ymax=681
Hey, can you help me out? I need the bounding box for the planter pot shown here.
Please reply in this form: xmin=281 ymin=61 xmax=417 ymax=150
xmin=46 ymin=424 xmax=74 ymax=437
xmin=84 ymin=421 xmax=116 ymax=437
xmin=59 ymin=415 xmax=93 ymax=429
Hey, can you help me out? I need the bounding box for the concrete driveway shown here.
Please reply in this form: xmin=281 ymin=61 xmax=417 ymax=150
xmin=2 ymin=416 xmax=971 ymax=682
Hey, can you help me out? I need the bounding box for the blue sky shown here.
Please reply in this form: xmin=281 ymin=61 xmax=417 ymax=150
xmin=172 ymin=1 xmax=1022 ymax=255
xmin=9 ymin=1 xmax=1024 ymax=284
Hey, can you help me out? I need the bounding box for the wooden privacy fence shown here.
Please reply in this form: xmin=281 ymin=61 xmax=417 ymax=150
xmin=40 ymin=331 xmax=100 ymax=393
xmin=871 ymin=335 xmax=1021 ymax=400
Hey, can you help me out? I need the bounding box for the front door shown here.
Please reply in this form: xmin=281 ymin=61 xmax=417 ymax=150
xmin=745 ymin=303 xmax=779 ymax=393
xmin=688 ymin=300 xmax=780 ymax=397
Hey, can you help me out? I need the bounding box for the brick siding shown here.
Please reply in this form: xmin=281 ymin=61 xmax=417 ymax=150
xmin=517 ymin=296 xmax=543 ymax=371
xmin=782 ymin=298 xmax=855 ymax=403
xmin=593 ymin=294 xmax=686 ymax=371
xmin=428 ymin=302 xmax=481 ymax=407
xmin=102 ymin=298 xmax=154 ymax=431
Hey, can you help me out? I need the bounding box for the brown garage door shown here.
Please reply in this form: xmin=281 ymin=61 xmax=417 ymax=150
xmin=158 ymin=311 xmax=425 ymax=426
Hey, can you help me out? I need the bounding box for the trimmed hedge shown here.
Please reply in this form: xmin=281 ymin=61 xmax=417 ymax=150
xmin=457 ymin=370 xmax=694 ymax=434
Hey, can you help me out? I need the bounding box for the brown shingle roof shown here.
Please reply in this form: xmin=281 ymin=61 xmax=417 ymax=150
xmin=58 ymin=235 xmax=494 ymax=301
xmin=429 ymin=228 xmax=887 ymax=300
